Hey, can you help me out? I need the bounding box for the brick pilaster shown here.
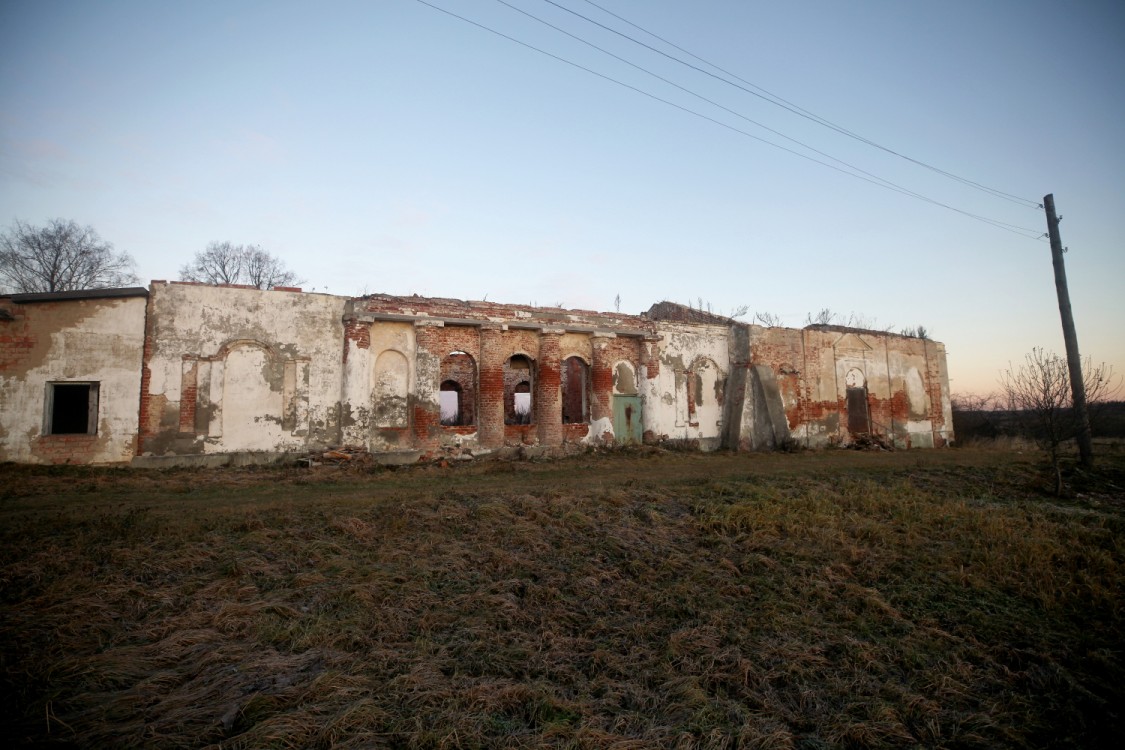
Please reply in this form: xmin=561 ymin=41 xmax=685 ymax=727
xmin=537 ymin=329 xmax=564 ymax=446
xmin=412 ymin=321 xmax=443 ymax=451
xmin=478 ymin=324 xmax=505 ymax=448
xmin=178 ymin=357 xmax=198 ymax=433
xmin=590 ymin=333 xmax=615 ymax=423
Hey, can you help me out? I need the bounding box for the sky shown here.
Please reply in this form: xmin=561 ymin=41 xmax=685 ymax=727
xmin=1 ymin=0 xmax=1122 ymax=397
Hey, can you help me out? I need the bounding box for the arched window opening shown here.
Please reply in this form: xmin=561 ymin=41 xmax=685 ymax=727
xmin=562 ymin=356 xmax=590 ymax=424
xmin=504 ymin=354 xmax=535 ymax=425
xmin=440 ymin=351 xmax=476 ymax=426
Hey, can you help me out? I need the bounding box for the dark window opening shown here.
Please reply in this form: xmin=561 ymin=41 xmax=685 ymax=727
xmin=562 ymin=356 xmax=589 ymax=424
xmin=48 ymin=382 xmax=98 ymax=435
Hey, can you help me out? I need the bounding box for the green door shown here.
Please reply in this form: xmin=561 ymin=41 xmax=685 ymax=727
xmin=613 ymin=395 xmax=643 ymax=445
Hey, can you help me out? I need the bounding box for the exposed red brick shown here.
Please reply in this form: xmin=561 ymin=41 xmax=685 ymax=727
xmin=536 ymin=331 xmax=563 ymax=446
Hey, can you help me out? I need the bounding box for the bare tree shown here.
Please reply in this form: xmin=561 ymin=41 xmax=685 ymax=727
xmin=242 ymin=246 xmax=301 ymax=289
xmin=0 ymin=219 xmax=138 ymax=293
xmin=180 ymin=241 xmax=243 ymax=285
xmin=180 ymin=242 xmax=302 ymax=290
xmin=999 ymin=347 xmax=1120 ymax=492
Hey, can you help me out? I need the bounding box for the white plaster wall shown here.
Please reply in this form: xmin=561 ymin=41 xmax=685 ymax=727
xmin=884 ymin=343 xmax=935 ymax=448
xmin=219 ymin=344 xmax=289 ymax=451
xmin=356 ymin=322 xmax=418 ymax=450
xmin=0 ymin=297 xmax=146 ymax=463
xmin=645 ymin=324 xmax=730 ymax=443
xmin=340 ymin=335 xmax=372 ymax=445
xmin=144 ymin=283 xmax=346 ymax=455
xmin=373 ymin=349 xmax=411 ymax=427
xmin=933 ymin=342 xmax=954 ymax=444
xmin=411 ymin=323 xmax=441 ymax=419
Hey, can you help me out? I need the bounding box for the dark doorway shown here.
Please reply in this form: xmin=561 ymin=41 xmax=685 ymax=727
xmin=847 ymin=387 xmax=869 ymax=434
xmin=562 ymin=356 xmax=589 ymax=424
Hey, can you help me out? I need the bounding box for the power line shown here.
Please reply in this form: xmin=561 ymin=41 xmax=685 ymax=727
xmin=561 ymin=0 xmax=1042 ymax=209
xmin=493 ymin=0 xmax=1043 ymax=236
xmin=411 ymin=0 xmax=1044 ymax=239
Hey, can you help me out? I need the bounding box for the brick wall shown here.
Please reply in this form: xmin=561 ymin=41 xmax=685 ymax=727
xmin=478 ymin=326 xmax=505 ymax=448
xmin=536 ymin=331 xmax=563 ymax=445
xmin=30 ymin=434 xmax=104 ymax=464
xmin=0 ymin=303 xmax=36 ymax=370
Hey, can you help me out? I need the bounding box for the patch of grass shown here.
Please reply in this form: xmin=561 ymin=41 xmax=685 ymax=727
xmin=1 ymin=448 xmax=1123 ymax=748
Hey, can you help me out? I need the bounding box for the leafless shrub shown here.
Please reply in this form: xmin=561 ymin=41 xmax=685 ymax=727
xmin=754 ymin=311 xmax=783 ymax=327
xmin=900 ymin=325 xmax=930 ymax=339
xmin=999 ymin=347 xmax=1120 ymax=492
xmin=805 ymin=308 xmax=836 ymax=326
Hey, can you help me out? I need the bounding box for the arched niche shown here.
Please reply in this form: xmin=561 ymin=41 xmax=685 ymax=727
xmin=373 ymin=349 xmax=410 ymax=427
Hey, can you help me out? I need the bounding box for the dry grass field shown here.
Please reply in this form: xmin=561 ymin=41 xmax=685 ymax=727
xmin=2 ymin=445 xmax=1123 ymax=749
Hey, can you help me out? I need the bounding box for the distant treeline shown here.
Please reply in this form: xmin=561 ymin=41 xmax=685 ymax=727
xmin=953 ymin=401 xmax=1125 ymax=442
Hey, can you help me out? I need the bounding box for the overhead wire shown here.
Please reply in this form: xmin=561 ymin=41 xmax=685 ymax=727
xmin=563 ymin=0 xmax=1043 ymax=209
xmin=493 ymin=0 xmax=1043 ymax=236
xmin=411 ymin=0 xmax=1044 ymax=239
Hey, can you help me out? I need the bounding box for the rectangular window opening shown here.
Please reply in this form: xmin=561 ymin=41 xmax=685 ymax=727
xmin=513 ymin=392 xmax=532 ymax=424
xmin=47 ymin=382 xmax=99 ymax=435
xmin=440 ymin=390 xmax=460 ymax=426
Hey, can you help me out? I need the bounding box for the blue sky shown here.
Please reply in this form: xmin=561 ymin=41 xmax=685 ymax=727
xmin=2 ymin=0 xmax=1122 ymax=397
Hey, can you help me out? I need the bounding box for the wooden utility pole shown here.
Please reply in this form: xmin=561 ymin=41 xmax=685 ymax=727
xmin=1043 ymin=193 xmax=1094 ymax=467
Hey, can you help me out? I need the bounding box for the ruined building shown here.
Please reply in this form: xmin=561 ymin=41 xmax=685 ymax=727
xmin=0 ymin=282 xmax=953 ymax=465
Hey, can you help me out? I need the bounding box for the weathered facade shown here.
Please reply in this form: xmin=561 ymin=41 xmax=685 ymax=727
xmin=0 ymin=288 xmax=148 ymax=464
xmin=0 ymin=282 xmax=953 ymax=465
